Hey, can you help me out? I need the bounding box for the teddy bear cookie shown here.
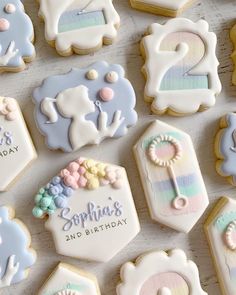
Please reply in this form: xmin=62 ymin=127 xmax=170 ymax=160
xmin=38 ymin=262 xmax=100 ymax=295
xmin=0 ymin=206 xmax=36 ymax=289
xmin=117 ymin=249 xmax=207 ymax=295
xmin=133 ymin=120 xmax=209 ymax=233
xmin=38 ymin=0 xmax=120 ymax=56
xmin=130 ymin=0 xmax=195 ymax=17
xmin=230 ymin=24 xmax=236 ymax=85
xmin=0 ymin=96 xmax=37 ymax=191
xmin=141 ymin=18 xmax=221 ymax=116
xmin=204 ymin=197 xmax=236 ymax=295
xmin=0 ymin=0 xmax=35 ymax=72
xmin=215 ymin=113 xmax=236 ymax=185
xmin=32 ymin=157 xmax=140 ymax=262
xmin=33 ymin=61 xmax=137 ymax=152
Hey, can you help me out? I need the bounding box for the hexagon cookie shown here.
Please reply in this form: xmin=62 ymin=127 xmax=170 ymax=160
xmin=204 ymin=197 xmax=236 ymax=295
xmin=117 ymin=249 xmax=207 ymax=295
xmin=0 ymin=96 xmax=37 ymax=191
xmin=38 ymin=262 xmax=100 ymax=295
xmin=32 ymin=157 xmax=140 ymax=262
xmin=133 ymin=120 xmax=209 ymax=233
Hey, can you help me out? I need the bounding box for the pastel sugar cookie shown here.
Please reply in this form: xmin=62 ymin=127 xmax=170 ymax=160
xmin=204 ymin=197 xmax=236 ymax=295
xmin=117 ymin=249 xmax=207 ymax=295
xmin=33 ymin=61 xmax=137 ymax=152
xmin=38 ymin=262 xmax=100 ymax=295
xmin=141 ymin=18 xmax=221 ymax=116
xmin=133 ymin=120 xmax=209 ymax=233
xmin=0 ymin=206 xmax=36 ymax=289
xmin=32 ymin=157 xmax=140 ymax=262
xmin=0 ymin=0 xmax=35 ymax=72
xmin=0 ymin=96 xmax=37 ymax=191
xmin=130 ymin=0 xmax=195 ymax=17
xmin=215 ymin=113 xmax=236 ymax=185
xmin=38 ymin=0 xmax=120 ymax=56
xmin=230 ymin=24 xmax=236 ymax=85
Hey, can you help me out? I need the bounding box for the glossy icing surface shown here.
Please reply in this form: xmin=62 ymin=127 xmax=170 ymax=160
xmin=133 ymin=120 xmax=209 ymax=233
xmin=131 ymin=0 xmax=193 ymax=11
xmin=33 ymin=61 xmax=137 ymax=152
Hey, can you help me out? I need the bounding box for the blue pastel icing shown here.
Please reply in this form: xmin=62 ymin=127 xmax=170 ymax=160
xmin=33 ymin=61 xmax=137 ymax=152
xmin=0 ymin=0 xmax=35 ymax=68
xmin=214 ymin=211 xmax=236 ymax=232
xmin=0 ymin=207 xmax=35 ymax=285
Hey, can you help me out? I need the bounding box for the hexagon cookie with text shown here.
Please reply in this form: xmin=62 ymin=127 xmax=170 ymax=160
xmin=32 ymin=157 xmax=140 ymax=262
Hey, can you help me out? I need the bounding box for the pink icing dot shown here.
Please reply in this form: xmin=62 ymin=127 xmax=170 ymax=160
xmin=99 ymin=87 xmax=114 ymax=102
xmin=60 ymin=169 xmax=70 ymax=178
xmin=64 ymin=175 xmax=78 ymax=190
xmin=78 ymin=176 xmax=87 ymax=188
xmin=78 ymin=166 xmax=86 ymax=175
xmin=6 ymin=111 xmax=16 ymax=121
xmin=6 ymin=102 xmax=16 ymax=112
xmin=68 ymin=162 xmax=79 ymax=172
xmin=0 ymin=18 xmax=10 ymax=32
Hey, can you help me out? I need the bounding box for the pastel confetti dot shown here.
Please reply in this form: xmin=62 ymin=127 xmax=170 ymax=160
xmin=106 ymin=71 xmax=118 ymax=83
xmin=99 ymin=87 xmax=114 ymax=102
xmin=86 ymin=69 xmax=98 ymax=80
xmin=0 ymin=18 xmax=10 ymax=31
xmin=5 ymin=4 xmax=16 ymax=14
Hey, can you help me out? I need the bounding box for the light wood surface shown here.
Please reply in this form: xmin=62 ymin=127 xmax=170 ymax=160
xmin=1 ymin=0 xmax=235 ymax=294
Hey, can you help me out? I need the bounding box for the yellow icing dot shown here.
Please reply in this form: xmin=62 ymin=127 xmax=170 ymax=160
xmin=87 ymin=177 xmax=100 ymax=190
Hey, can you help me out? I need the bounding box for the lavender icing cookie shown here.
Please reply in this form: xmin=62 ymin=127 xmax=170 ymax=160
xmin=33 ymin=61 xmax=137 ymax=152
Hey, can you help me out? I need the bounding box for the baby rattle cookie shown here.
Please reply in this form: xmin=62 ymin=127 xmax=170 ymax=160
xmin=38 ymin=0 xmax=120 ymax=56
xmin=32 ymin=157 xmax=140 ymax=262
xmin=130 ymin=0 xmax=195 ymax=17
xmin=230 ymin=24 xmax=236 ymax=85
xmin=204 ymin=197 xmax=236 ymax=295
xmin=38 ymin=262 xmax=100 ymax=295
xmin=133 ymin=120 xmax=209 ymax=233
xmin=117 ymin=249 xmax=207 ymax=295
xmin=33 ymin=61 xmax=137 ymax=152
xmin=0 ymin=96 xmax=37 ymax=192
xmin=141 ymin=18 xmax=221 ymax=116
xmin=0 ymin=0 xmax=35 ymax=72
xmin=215 ymin=113 xmax=236 ymax=185
xmin=0 ymin=206 xmax=36 ymax=289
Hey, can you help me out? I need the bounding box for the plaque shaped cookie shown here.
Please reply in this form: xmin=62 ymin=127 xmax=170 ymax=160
xmin=0 ymin=97 xmax=37 ymax=191
xmin=215 ymin=113 xmax=236 ymax=185
xmin=130 ymin=0 xmax=195 ymax=17
xmin=33 ymin=61 xmax=137 ymax=152
xmin=230 ymin=24 xmax=236 ymax=85
xmin=38 ymin=262 xmax=100 ymax=295
xmin=204 ymin=197 xmax=236 ymax=295
xmin=133 ymin=120 xmax=209 ymax=233
xmin=0 ymin=206 xmax=36 ymax=289
xmin=32 ymin=157 xmax=140 ymax=262
xmin=38 ymin=0 xmax=120 ymax=56
xmin=117 ymin=249 xmax=207 ymax=295
xmin=0 ymin=0 xmax=35 ymax=72
xmin=141 ymin=18 xmax=221 ymax=116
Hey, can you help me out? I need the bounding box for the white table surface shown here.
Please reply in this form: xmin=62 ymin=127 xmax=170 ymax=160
xmin=1 ymin=0 xmax=235 ymax=294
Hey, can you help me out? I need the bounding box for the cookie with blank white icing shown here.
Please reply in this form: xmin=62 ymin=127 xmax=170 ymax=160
xmin=130 ymin=0 xmax=195 ymax=17
xmin=204 ymin=197 xmax=236 ymax=295
xmin=215 ymin=113 xmax=236 ymax=185
xmin=0 ymin=206 xmax=36 ymax=289
xmin=0 ymin=96 xmax=37 ymax=191
xmin=141 ymin=18 xmax=221 ymax=116
xmin=33 ymin=61 xmax=137 ymax=152
xmin=38 ymin=0 xmax=120 ymax=56
xmin=32 ymin=157 xmax=140 ymax=262
xmin=117 ymin=249 xmax=207 ymax=295
xmin=38 ymin=262 xmax=100 ymax=295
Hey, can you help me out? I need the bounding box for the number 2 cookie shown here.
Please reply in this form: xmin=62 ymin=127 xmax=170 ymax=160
xmin=133 ymin=120 xmax=209 ymax=233
xmin=0 ymin=0 xmax=35 ymax=72
xmin=38 ymin=0 xmax=120 ymax=56
xmin=130 ymin=0 xmax=195 ymax=17
xmin=32 ymin=157 xmax=140 ymax=262
xmin=117 ymin=249 xmax=207 ymax=295
xmin=141 ymin=18 xmax=221 ymax=116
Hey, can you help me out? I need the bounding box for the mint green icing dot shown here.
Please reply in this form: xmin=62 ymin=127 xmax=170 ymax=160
xmin=49 ymin=202 xmax=56 ymax=210
xmin=47 ymin=209 xmax=55 ymax=215
xmin=35 ymin=194 xmax=43 ymax=204
xmin=39 ymin=187 xmax=45 ymax=194
xmin=32 ymin=206 xmax=44 ymax=218
xmin=40 ymin=196 xmax=52 ymax=207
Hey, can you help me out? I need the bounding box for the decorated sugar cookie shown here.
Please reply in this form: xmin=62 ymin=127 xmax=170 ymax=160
xmin=0 ymin=0 xmax=35 ymax=72
xmin=133 ymin=120 xmax=209 ymax=233
xmin=0 ymin=96 xmax=37 ymax=191
xmin=117 ymin=249 xmax=207 ymax=295
xmin=230 ymin=24 xmax=236 ymax=85
xmin=141 ymin=18 xmax=221 ymax=116
xmin=33 ymin=61 xmax=137 ymax=152
xmin=130 ymin=0 xmax=195 ymax=17
xmin=32 ymin=157 xmax=140 ymax=262
xmin=215 ymin=113 xmax=236 ymax=185
xmin=204 ymin=197 xmax=236 ymax=295
xmin=0 ymin=206 xmax=36 ymax=289
xmin=38 ymin=262 xmax=100 ymax=295
xmin=38 ymin=0 xmax=120 ymax=56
